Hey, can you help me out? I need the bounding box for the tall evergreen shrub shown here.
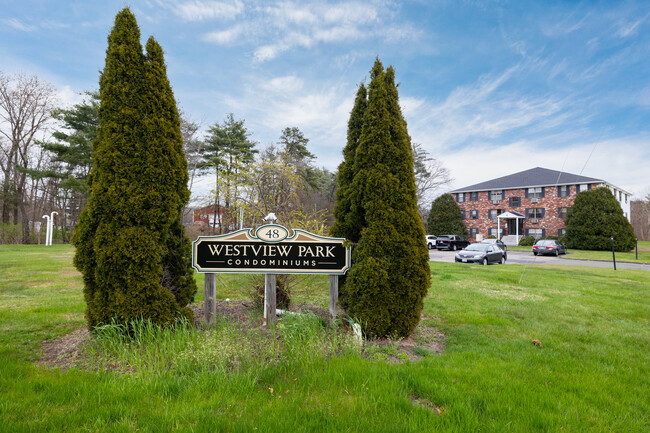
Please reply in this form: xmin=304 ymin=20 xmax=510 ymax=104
xmin=331 ymin=83 xmax=367 ymax=244
xmin=427 ymin=193 xmax=469 ymax=237
xmin=564 ymin=187 xmax=635 ymax=251
xmin=342 ymin=59 xmax=430 ymax=338
xmin=72 ymin=8 xmax=196 ymax=328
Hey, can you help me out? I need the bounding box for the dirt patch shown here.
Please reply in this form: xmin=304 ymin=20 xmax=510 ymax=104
xmin=38 ymin=301 xmax=445 ymax=370
xmin=37 ymin=327 xmax=90 ymax=370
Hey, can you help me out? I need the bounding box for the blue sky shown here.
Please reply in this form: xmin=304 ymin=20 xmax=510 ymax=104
xmin=2 ymin=0 xmax=649 ymax=201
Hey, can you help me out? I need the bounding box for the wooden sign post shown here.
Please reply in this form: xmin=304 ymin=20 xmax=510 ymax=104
xmin=193 ymin=223 xmax=351 ymax=327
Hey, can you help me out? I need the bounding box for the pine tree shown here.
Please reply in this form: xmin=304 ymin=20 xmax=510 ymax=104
xmin=564 ymin=187 xmax=635 ymax=251
xmin=72 ymin=8 xmax=195 ymax=328
xmin=199 ymin=113 xmax=257 ymax=232
xmin=427 ymin=193 xmax=469 ymax=237
xmin=279 ymin=127 xmax=314 ymax=161
xmin=343 ymin=59 xmax=430 ymax=338
xmin=331 ymin=83 xmax=367 ymax=243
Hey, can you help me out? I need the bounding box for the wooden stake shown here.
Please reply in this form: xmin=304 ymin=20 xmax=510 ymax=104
xmin=204 ymin=272 xmax=216 ymax=325
xmin=264 ymin=274 xmax=276 ymax=326
xmin=329 ymin=274 xmax=339 ymax=319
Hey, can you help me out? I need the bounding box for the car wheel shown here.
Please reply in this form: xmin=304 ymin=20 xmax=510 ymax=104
xmin=482 ymin=258 xmax=488 ymax=266
xmin=499 ymin=255 xmax=505 ymax=264
xmin=555 ymin=249 xmax=559 ymax=257
xmin=452 ymin=244 xmax=457 ymax=251
xmin=533 ymin=252 xmax=538 ymax=256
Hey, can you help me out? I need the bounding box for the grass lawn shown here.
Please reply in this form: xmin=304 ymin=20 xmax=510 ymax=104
xmin=1 ymin=244 xmax=649 ymax=432
xmin=509 ymin=240 xmax=650 ymax=263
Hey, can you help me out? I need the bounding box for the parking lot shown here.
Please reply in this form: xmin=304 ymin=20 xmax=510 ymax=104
xmin=429 ymin=248 xmax=650 ymax=271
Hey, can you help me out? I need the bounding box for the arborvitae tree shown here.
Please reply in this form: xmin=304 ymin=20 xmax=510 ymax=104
xmin=72 ymin=8 xmax=195 ymax=328
xmin=564 ymin=187 xmax=635 ymax=251
xmin=427 ymin=193 xmax=469 ymax=237
xmin=343 ymin=59 xmax=430 ymax=338
xmin=331 ymin=83 xmax=367 ymax=243
xmin=145 ymin=37 xmax=197 ymax=312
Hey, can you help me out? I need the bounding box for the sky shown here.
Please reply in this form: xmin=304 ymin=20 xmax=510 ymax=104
xmin=2 ymin=0 xmax=650 ymax=202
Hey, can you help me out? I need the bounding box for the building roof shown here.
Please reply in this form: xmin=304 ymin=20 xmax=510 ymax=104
xmin=449 ymin=167 xmax=604 ymax=193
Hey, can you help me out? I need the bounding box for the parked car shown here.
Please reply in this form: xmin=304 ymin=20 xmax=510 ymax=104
xmin=481 ymin=238 xmax=507 ymax=251
xmin=455 ymin=243 xmax=506 ymax=265
xmin=436 ymin=235 xmax=470 ymax=251
xmin=532 ymin=239 xmax=567 ymax=256
xmin=425 ymin=235 xmax=437 ymax=249
xmin=481 ymin=239 xmax=508 ymax=260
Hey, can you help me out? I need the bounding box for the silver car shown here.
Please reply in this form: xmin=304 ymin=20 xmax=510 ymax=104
xmin=532 ymin=239 xmax=567 ymax=256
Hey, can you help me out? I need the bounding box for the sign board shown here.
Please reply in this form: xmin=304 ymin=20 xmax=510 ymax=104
xmin=192 ymin=224 xmax=351 ymax=275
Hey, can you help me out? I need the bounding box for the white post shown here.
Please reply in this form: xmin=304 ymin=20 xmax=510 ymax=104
xmin=48 ymin=211 xmax=57 ymax=246
xmin=42 ymin=215 xmax=50 ymax=246
xmin=497 ymin=217 xmax=501 ymax=239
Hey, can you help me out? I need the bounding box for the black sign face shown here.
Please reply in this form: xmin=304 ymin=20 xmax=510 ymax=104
xmin=192 ymin=225 xmax=350 ymax=275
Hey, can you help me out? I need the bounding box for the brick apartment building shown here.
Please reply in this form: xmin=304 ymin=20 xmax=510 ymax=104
xmin=449 ymin=167 xmax=631 ymax=244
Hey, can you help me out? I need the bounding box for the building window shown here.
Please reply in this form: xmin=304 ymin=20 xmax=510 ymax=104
xmin=557 ymin=185 xmax=570 ymax=197
xmin=509 ymin=196 xmax=521 ymax=207
xmin=527 ymin=187 xmax=544 ymax=199
xmin=558 ymin=228 xmax=566 ymax=237
xmin=526 ymin=228 xmax=545 ymax=239
xmin=470 ymin=210 xmax=478 ymax=219
xmin=488 ymin=209 xmax=503 ymax=220
xmin=489 ymin=190 xmax=504 ymax=201
xmin=619 ymin=191 xmax=622 ymax=201
xmin=526 ymin=208 xmax=545 ymax=219
xmin=469 ymin=228 xmax=479 ymax=237
xmin=488 ymin=228 xmax=505 ymax=238
xmin=558 ymin=207 xmax=570 ymax=219
xmin=625 ymin=194 xmax=628 ymax=204
xmin=469 ymin=192 xmax=479 ymax=201
xmin=456 ymin=193 xmax=465 ymax=203
xmin=461 ymin=210 xmax=466 ymax=220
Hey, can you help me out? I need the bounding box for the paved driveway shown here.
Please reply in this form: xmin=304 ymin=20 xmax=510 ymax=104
xmin=428 ymin=248 xmax=650 ymax=271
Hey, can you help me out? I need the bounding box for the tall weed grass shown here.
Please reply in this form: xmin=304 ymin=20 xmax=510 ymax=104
xmin=83 ymin=312 xmax=361 ymax=380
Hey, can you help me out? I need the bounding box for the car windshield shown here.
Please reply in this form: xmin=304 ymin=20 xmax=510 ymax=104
xmin=482 ymin=239 xmax=496 ymax=244
xmin=465 ymin=244 xmax=489 ymax=252
xmin=536 ymin=240 xmax=554 ymax=246
xmin=438 ymin=236 xmax=451 ymax=240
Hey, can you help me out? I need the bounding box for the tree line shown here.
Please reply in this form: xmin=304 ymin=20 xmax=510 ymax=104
xmin=0 ymin=84 xmax=450 ymax=245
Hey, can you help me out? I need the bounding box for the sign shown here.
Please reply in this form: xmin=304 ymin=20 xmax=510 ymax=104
xmin=192 ymin=224 xmax=351 ymax=275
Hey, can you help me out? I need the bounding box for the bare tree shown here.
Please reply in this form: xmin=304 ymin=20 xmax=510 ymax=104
xmin=179 ymin=114 xmax=204 ymax=221
xmin=631 ymin=195 xmax=650 ymax=241
xmin=0 ymin=71 xmax=57 ymax=242
xmin=412 ymin=142 xmax=453 ymax=215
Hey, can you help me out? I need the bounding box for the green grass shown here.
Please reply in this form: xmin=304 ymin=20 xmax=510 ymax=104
xmin=1 ymin=244 xmax=649 ymax=432
xmin=509 ymin=241 xmax=650 ymax=263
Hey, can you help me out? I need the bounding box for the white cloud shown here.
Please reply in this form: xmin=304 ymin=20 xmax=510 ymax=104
xmin=406 ymin=64 xmax=572 ymax=152
xmin=3 ymin=18 xmax=36 ymax=32
xmin=168 ymin=0 xmax=244 ymax=21
xmin=615 ymin=15 xmax=647 ymax=38
xmin=202 ymin=24 xmax=246 ymax=44
xmin=200 ymin=0 xmax=416 ymax=62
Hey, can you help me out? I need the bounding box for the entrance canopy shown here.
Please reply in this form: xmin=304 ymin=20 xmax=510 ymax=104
xmin=497 ymin=211 xmax=525 ymax=239
xmin=497 ymin=211 xmax=524 ymax=220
